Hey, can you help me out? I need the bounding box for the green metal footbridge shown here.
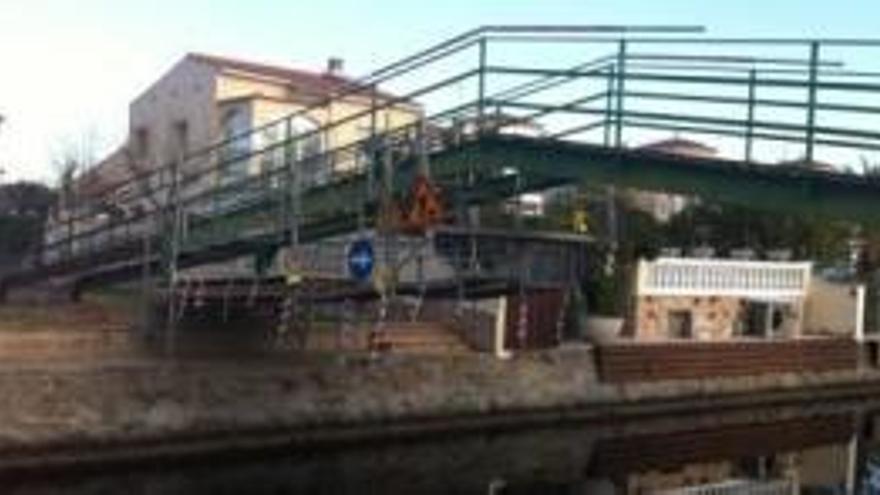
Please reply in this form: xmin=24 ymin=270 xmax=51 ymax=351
xmin=6 ymin=25 xmax=880 ymax=296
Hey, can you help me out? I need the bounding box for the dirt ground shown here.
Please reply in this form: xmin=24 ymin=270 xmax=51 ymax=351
xmin=0 ymin=294 xmax=140 ymax=362
xmin=0 ymin=294 xmax=351 ymax=362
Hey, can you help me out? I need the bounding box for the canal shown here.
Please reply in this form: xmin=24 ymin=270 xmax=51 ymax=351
xmin=6 ymin=400 xmax=879 ymax=494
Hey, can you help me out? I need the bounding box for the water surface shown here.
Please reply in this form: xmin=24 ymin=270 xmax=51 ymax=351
xmin=8 ymin=401 xmax=879 ymax=494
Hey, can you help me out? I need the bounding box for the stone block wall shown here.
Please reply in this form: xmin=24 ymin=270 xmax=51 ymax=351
xmin=634 ymin=295 xmax=742 ymax=341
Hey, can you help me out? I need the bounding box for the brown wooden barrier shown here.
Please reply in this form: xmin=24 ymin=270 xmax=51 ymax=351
xmin=595 ymin=338 xmax=858 ymax=383
xmin=590 ymin=413 xmax=855 ymax=476
xmin=505 ymin=289 xmax=565 ymax=351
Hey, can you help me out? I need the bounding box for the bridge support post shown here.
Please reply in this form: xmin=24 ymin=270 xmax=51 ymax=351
xmin=163 ymin=157 xmax=183 ymax=358
xmin=285 ymin=116 xmax=303 ymax=248
xmin=604 ymin=66 xmax=615 ymax=147
xmin=417 ymin=118 xmax=430 ymax=179
xmin=746 ymin=68 xmax=757 ymax=163
xmin=280 ymin=117 xmax=293 ymax=244
xmin=137 ymin=219 xmax=154 ymax=338
xmin=614 ymin=39 xmax=627 ymax=148
xmin=805 ymin=41 xmax=820 ymax=163
xmin=366 ymin=81 xmax=380 ymax=226
xmin=477 ymin=37 xmax=487 ymax=134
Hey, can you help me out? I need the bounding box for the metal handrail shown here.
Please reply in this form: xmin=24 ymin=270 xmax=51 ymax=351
xmin=24 ymin=25 xmax=880 ymax=279
xmin=60 ymin=32 xmax=880 ymax=220
xmin=65 ymin=26 xmax=701 ymax=208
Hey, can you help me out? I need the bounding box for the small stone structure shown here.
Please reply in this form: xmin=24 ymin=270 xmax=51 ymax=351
xmin=632 ymin=257 xmax=813 ymax=341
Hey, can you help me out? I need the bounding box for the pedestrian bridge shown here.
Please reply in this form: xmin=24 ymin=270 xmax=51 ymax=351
xmin=6 ymin=25 xmax=880 ymax=295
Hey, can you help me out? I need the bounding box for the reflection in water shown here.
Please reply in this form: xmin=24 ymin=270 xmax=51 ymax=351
xmin=6 ymin=403 xmax=880 ymax=494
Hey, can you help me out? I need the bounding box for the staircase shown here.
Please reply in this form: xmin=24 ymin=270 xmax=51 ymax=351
xmin=373 ymin=321 xmax=471 ymax=355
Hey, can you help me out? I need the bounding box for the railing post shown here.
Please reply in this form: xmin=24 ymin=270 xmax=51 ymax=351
xmin=291 ymin=126 xmax=302 ymax=249
xmin=614 ymin=39 xmax=627 ymax=149
xmin=417 ymin=118 xmax=430 ymax=179
xmin=368 ymin=82 xmax=378 ymax=202
xmin=282 ymin=117 xmax=293 ymax=244
xmin=477 ymin=37 xmax=488 ymax=134
xmin=164 ymin=156 xmax=182 ymax=358
xmin=469 ymin=37 xmax=487 ymax=270
xmin=139 ymin=208 xmax=152 ymax=338
xmin=806 ymin=41 xmax=820 ymax=163
xmin=746 ymin=68 xmax=757 ymax=163
xmin=604 ymin=65 xmax=616 ymax=147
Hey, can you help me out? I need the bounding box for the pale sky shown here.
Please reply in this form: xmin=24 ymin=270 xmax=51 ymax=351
xmin=1 ymin=0 xmax=879 ymax=184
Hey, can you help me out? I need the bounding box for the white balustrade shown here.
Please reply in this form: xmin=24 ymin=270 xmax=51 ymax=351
xmin=638 ymin=257 xmax=811 ymax=299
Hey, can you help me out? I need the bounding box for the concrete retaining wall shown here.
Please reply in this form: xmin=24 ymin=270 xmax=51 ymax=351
xmin=0 ymin=347 xmax=879 ymax=463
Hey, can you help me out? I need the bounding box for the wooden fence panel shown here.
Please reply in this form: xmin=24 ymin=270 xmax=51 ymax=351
xmin=595 ymin=339 xmax=858 ymax=382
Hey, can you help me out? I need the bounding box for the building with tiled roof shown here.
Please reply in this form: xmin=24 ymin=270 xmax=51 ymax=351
xmin=127 ymin=52 xmax=419 ymax=181
xmin=45 ymin=53 xmax=421 ymax=259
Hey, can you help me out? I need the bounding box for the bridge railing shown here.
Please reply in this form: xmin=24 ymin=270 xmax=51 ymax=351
xmin=28 ymin=26 xmax=880 ymax=280
xmin=485 ymin=36 xmax=880 ymax=160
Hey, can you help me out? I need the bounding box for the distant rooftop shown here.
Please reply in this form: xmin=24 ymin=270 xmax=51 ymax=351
xmin=777 ymin=157 xmax=837 ymax=172
xmin=639 ymin=137 xmax=718 ymax=156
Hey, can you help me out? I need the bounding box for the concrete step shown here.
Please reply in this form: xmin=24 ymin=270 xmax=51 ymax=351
xmin=373 ymin=321 xmax=471 ymax=354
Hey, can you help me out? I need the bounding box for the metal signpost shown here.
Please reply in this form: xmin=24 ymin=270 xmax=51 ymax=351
xmin=348 ymin=238 xmax=375 ymax=282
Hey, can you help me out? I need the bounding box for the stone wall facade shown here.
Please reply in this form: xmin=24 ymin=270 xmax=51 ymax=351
xmin=634 ymin=295 xmax=743 ymax=341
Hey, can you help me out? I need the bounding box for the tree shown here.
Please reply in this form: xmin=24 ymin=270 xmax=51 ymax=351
xmin=578 ymin=186 xmax=665 ymax=316
xmin=860 ymin=156 xmax=880 ymax=178
xmin=51 ymin=130 xmax=99 ymax=211
xmin=0 ymin=181 xmax=56 ymax=269
xmin=661 ymin=202 xmax=851 ymax=265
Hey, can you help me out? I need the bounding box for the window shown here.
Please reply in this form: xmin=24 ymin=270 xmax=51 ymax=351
xmin=668 ymin=310 xmax=693 ymax=339
xmin=258 ymin=124 xmax=286 ymax=188
xmin=289 ymin=116 xmax=324 ymax=186
xmin=740 ymin=302 xmax=785 ymax=339
xmin=220 ymin=106 xmax=251 ymax=185
xmin=222 ymin=107 xmax=250 ymax=157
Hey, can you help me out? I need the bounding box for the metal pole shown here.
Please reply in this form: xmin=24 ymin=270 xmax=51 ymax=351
xmin=746 ymin=68 xmax=757 ymax=162
xmin=609 ymin=39 xmax=627 ymax=284
xmin=604 ymin=66 xmax=615 ymax=147
xmin=291 ymin=125 xmax=302 ymax=249
xmin=140 ymin=212 xmax=152 ymax=338
xmin=477 ymin=37 xmax=488 ymax=133
xmin=614 ymin=39 xmax=627 ymax=148
xmin=417 ymin=118 xmax=430 ymax=179
xmin=282 ymin=118 xmax=293 ymax=244
xmin=468 ymin=39 xmax=487 ymax=274
xmin=383 ymin=111 xmax=394 ymax=207
xmin=381 ymin=128 xmax=395 ymax=326
xmin=368 ymin=83 xmax=378 ymax=203
xmin=806 ymin=41 xmax=820 ymax=163
xmin=164 ymin=157 xmax=182 ymax=357
xmin=606 ymin=185 xmax=619 ymax=252
xmin=280 ymin=117 xmax=293 ymax=241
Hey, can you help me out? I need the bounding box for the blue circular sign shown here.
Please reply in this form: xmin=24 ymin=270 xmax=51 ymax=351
xmin=347 ymin=239 xmax=375 ymax=281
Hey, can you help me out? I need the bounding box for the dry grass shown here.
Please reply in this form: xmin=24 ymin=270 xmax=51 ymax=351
xmin=0 ymin=291 xmax=135 ymax=333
